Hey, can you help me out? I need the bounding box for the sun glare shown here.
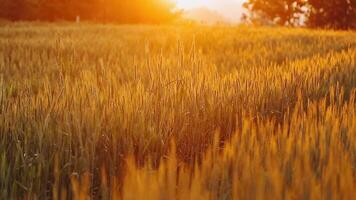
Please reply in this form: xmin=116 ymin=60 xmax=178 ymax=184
xmin=175 ymin=0 xmax=212 ymax=9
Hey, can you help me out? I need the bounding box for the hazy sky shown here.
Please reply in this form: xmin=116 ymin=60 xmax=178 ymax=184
xmin=176 ymin=0 xmax=246 ymax=22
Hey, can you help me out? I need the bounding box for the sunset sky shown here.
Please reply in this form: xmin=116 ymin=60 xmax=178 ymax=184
xmin=176 ymin=0 xmax=245 ymax=22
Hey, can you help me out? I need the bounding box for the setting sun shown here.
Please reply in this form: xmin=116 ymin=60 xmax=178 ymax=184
xmin=176 ymin=0 xmax=244 ymax=9
xmin=175 ymin=0 xmax=210 ymax=9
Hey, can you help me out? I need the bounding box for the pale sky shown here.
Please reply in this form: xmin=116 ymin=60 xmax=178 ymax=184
xmin=176 ymin=0 xmax=246 ymax=22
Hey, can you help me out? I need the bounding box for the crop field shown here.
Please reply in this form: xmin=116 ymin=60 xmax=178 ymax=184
xmin=0 ymin=23 xmax=355 ymax=199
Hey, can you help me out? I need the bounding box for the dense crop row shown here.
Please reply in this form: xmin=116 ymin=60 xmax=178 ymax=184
xmin=0 ymin=23 xmax=355 ymax=199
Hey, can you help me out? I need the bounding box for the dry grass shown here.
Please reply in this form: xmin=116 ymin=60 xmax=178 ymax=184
xmin=0 ymin=23 xmax=355 ymax=199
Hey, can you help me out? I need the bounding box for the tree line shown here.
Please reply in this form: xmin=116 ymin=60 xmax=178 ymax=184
xmin=243 ymin=0 xmax=356 ymax=29
xmin=0 ymin=0 xmax=354 ymax=29
xmin=0 ymin=0 xmax=177 ymax=23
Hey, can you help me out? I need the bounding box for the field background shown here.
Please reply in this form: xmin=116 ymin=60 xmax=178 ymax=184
xmin=0 ymin=23 xmax=356 ymax=199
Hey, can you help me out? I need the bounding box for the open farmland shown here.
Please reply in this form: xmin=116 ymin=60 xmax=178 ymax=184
xmin=0 ymin=23 xmax=355 ymax=199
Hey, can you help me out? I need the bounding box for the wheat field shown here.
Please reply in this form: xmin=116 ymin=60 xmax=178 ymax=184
xmin=0 ymin=23 xmax=355 ymax=199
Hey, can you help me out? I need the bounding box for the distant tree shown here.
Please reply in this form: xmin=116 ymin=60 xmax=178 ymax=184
xmin=243 ymin=0 xmax=305 ymax=26
xmin=0 ymin=0 xmax=178 ymax=23
xmin=243 ymin=0 xmax=356 ymax=29
xmin=306 ymin=0 xmax=356 ymax=29
xmin=0 ymin=0 xmax=27 ymax=20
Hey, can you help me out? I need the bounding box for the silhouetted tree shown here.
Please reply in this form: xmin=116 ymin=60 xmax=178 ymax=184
xmin=243 ymin=0 xmax=305 ymax=26
xmin=307 ymin=0 xmax=356 ymax=29
xmin=0 ymin=0 xmax=27 ymax=20
xmin=243 ymin=0 xmax=356 ymax=29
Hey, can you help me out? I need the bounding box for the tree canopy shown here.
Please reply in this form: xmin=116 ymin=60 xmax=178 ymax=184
xmin=0 ymin=0 xmax=178 ymax=23
xmin=243 ymin=0 xmax=356 ymax=29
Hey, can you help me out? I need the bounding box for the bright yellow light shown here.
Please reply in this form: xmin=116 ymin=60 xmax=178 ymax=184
xmin=176 ymin=0 xmax=212 ymax=9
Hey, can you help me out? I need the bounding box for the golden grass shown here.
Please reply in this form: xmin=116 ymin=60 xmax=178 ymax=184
xmin=0 ymin=23 xmax=355 ymax=199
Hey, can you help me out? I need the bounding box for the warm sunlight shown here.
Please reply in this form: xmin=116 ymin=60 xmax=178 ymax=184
xmin=176 ymin=0 xmax=244 ymax=9
xmin=176 ymin=0 xmax=209 ymax=9
xmin=176 ymin=0 xmax=245 ymax=22
xmin=1 ymin=0 xmax=355 ymax=199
